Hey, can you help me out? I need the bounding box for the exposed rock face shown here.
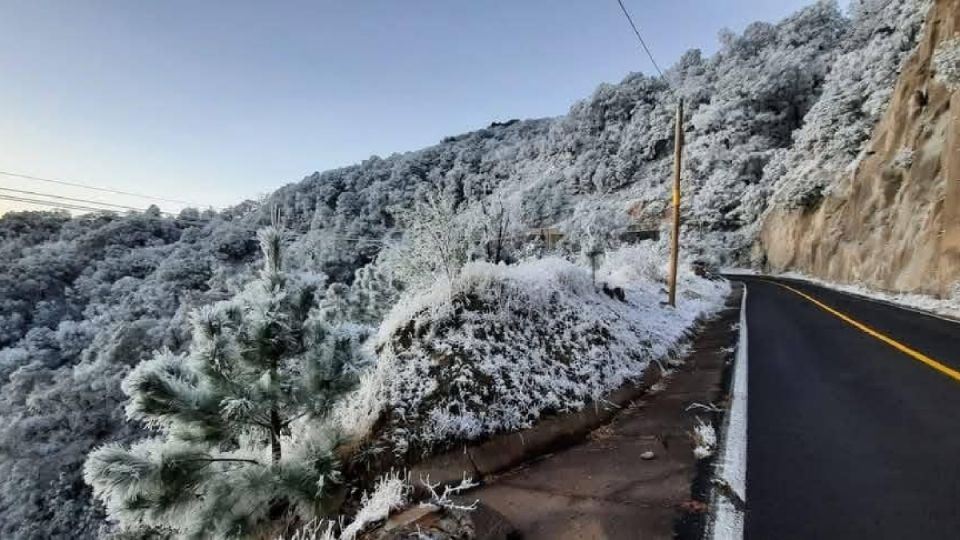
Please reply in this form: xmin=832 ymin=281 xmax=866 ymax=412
xmin=761 ymin=0 xmax=960 ymax=298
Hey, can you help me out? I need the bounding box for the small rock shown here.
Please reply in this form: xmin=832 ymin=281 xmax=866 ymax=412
xmin=640 ymin=450 xmax=656 ymax=460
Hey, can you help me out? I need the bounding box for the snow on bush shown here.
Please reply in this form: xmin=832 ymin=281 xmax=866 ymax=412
xmin=335 ymin=244 xmax=728 ymax=456
xmin=933 ymin=35 xmax=960 ymax=90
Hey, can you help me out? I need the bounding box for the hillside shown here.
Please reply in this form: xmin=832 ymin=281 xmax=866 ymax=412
xmin=0 ymin=0 xmax=933 ymax=537
xmin=762 ymin=0 xmax=959 ymax=298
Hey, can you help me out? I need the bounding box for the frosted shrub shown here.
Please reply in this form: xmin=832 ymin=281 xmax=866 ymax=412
xmin=382 ymin=190 xmax=477 ymax=291
xmin=597 ymin=242 xmax=667 ymax=288
xmin=933 ymin=35 xmax=960 ymax=90
xmin=381 ymin=187 xmax=520 ymax=295
xmin=84 ymin=225 xmax=367 ymax=538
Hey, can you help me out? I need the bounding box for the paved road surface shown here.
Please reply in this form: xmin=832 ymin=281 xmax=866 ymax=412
xmin=737 ymin=276 xmax=960 ymax=539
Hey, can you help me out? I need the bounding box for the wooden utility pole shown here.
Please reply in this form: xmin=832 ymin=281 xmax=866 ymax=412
xmin=668 ymin=98 xmax=684 ymax=307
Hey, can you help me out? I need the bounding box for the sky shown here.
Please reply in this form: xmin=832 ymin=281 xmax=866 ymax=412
xmin=0 ymin=0 xmax=846 ymax=215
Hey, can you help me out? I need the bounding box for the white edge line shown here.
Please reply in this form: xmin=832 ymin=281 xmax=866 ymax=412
xmin=707 ymin=283 xmax=748 ymax=540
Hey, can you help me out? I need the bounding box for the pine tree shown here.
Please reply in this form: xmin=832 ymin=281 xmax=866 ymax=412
xmin=316 ymin=282 xmax=352 ymax=324
xmin=350 ymin=263 xmax=400 ymax=326
xmin=84 ymin=222 xmax=365 ymax=539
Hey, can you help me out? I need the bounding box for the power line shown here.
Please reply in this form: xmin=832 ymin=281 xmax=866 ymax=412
xmin=0 ymin=170 xmax=209 ymax=208
xmin=614 ymin=0 xmax=666 ymax=79
xmin=0 ymin=193 xmax=135 ymax=215
xmin=0 ymin=186 xmax=145 ymax=212
xmin=0 ymin=194 xmax=211 ymax=225
xmin=0 ymin=194 xmax=392 ymax=244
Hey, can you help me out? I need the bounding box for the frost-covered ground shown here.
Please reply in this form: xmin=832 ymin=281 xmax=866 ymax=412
xmin=336 ymin=244 xmax=729 ymax=456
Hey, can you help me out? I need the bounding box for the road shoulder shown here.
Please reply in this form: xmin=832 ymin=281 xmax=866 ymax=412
xmin=465 ymin=284 xmax=743 ymax=539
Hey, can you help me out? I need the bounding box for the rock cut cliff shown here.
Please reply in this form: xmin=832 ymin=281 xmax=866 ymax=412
xmin=762 ymin=0 xmax=960 ymax=298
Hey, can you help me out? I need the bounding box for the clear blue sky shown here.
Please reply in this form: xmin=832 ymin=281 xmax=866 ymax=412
xmin=0 ymin=0 xmax=844 ymax=214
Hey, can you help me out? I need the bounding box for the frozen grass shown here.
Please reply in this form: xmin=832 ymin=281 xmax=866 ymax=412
xmin=339 ymin=472 xmax=410 ymax=540
xmin=283 ymin=472 xmax=479 ymax=540
xmin=692 ymin=418 xmax=717 ymax=460
xmin=334 ymin=243 xmax=730 ymax=456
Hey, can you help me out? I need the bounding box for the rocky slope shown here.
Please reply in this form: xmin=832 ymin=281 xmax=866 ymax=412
xmin=761 ymin=0 xmax=960 ymax=298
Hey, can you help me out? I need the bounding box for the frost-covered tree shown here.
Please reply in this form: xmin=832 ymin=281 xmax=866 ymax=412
xmin=381 ymin=189 xmax=476 ymax=290
xmin=472 ymin=193 xmax=515 ymax=265
xmin=83 ymin=223 xmax=364 ymax=538
xmin=349 ymin=263 xmax=401 ymax=326
xmin=316 ymin=282 xmax=353 ymax=324
xmin=767 ymin=0 xmax=930 ymax=209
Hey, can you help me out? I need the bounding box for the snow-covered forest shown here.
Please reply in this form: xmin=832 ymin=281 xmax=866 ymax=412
xmin=0 ymin=0 xmax=929 ymax=537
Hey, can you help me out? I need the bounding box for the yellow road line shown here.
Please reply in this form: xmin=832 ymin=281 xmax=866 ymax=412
xmin=762 ymin=279 xmax=960 ymax=384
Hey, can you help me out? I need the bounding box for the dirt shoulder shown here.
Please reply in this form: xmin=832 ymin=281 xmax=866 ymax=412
xmin=464 ymin=284 xmax=743 ymax=539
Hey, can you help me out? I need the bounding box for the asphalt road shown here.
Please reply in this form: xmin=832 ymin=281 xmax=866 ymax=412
xmin=736 ymin=276 xmax=960 ymax=540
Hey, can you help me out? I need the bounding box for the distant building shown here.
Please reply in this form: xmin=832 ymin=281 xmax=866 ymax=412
xmin=623 ymin=200 xmax=665 ymax=243
xmin=528 ymin=227 xmax=564 ymax=250
xmin=619 ymin=223 xmax=660 ymax=243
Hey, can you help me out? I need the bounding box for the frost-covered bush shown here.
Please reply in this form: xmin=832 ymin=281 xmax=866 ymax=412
xmin=377 ymin=187 xmax=523 ymax=293
xmin=335 ymin=246 xmax=728 ymax=457
xmin=83 ymin=226 xmax=365 ymax=538
xmin=933 ymin=35 xmax=960 ymax=90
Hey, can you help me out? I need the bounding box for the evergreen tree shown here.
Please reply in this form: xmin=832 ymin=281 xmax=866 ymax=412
xmin=316 ymin=282 xmax=352 ymax=324
xmin=83 ymin=222 xmax=365 ymax=539
xmin=350 ymin=263 xmax=400 ymax=326
xmin=315 ymin=263 xmax=400 ymax=327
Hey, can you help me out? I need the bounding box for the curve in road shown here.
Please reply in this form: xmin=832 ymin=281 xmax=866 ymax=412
xmin=736 ymin=276 xmax=960 ymax=540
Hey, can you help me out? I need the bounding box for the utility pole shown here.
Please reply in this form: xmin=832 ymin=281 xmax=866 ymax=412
xmin=668 ymin=98 xmax=684 ymax=307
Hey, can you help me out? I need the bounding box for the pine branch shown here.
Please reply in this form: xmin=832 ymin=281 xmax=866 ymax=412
xmin=181 ymin=457 xmax=264 ymax=466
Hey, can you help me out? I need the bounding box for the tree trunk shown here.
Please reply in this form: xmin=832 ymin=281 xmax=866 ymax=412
xmin=270 ymin=408 xmax=282 ymax=464
xmin=269 ymin=356 xmax=283 ymax=464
